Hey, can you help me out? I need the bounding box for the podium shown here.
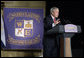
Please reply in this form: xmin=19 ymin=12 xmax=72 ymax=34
xmin=47 ymin=24 xmax=81 ymax=57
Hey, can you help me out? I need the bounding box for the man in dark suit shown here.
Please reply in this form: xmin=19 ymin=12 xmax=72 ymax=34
xmin=43 ymin=7 xmax=62 ymax=57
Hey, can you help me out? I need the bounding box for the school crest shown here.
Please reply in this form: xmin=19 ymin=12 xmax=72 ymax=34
xmin=15 ymin=20 xmax=33 ymax=37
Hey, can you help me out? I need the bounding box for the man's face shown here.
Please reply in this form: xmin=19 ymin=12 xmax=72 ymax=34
xmin=52 ymin=9 xmax=59 ymax=17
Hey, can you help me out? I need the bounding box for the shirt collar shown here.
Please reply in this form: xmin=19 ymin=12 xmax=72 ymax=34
xmin=51 ymin=15 xmax=54 ymax=20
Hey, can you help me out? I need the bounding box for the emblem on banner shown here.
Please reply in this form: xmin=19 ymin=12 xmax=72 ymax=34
xmin=15 ymin=20 xmax=33 ymax=37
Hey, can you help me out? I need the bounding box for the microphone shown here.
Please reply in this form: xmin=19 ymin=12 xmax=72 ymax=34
xmin=55 ymin=17 xmax=72 ymax=24
xmin=63 ymin=19 xmax=72 ymax=24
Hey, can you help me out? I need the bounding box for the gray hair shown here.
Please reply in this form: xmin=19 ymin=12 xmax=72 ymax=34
xmin=50 ymin=7 xmax=59 ymax=14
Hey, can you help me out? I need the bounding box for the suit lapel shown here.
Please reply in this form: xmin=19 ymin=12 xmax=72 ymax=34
xmin=49 ymin=15 xmax=54 ymax=24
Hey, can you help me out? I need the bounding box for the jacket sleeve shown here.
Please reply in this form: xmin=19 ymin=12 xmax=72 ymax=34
xmin=44 ymin=17 xmax=52 ymax=33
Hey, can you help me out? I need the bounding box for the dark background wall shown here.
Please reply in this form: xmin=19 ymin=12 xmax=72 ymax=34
xmin=46 ymin=0 xmax=83 ymax=57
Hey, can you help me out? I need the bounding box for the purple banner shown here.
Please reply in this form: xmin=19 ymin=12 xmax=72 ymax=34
xmin=3 ymin=8 xmax=44 ymax=49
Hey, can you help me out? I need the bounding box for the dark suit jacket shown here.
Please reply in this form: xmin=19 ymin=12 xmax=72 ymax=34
xmin=44 ymin=15 xmax=65 ymax=38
